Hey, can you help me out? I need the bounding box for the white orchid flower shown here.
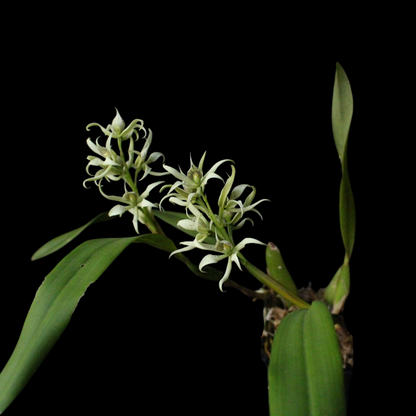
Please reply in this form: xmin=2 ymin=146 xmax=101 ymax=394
xmin=83 ymin=134 xmax=126 ymax=187
xmin=98 ymin=181 xmax=164 ymax=234
xmin=170 ymin=203 xmax=213 ymax=251
xmin=162 ymin=152 xmax=232 ymax=203
xmin=131 ymin=129 xmax=169 ymax=181
xmin=199 ymin=237 xmax=266 ymax=292
xmin=171 ymin=234 xmax=265 ymax=291
xmin=86 ymin=108 xmax=145 ymax=141
xmin=218 ymin=165 xmax=269 ymax=228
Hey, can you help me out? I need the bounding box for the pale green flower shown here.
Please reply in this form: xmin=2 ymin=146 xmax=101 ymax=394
xmin=131 ymin=129 xmax=169 ymax=181
xmin=98 ymin=181 xmax=164 ymax=234
xmin=171 ymin=233 xmax=265 ymax=291
xmin=199 ymin=237 xmax=266 ymax=291
xmin=174 ymin=203 xmax=212 ymax=245
xmin=85 ymin=111 xmax=167 ymax=188
xmin=83 ymin=134 xmax=127 ymax=187
xmin=218 ymin=164 xmax=269 ymax=228
xmin=161 ymin=152 xmax=232 ymax=207
xmin=86 ymin=108 xmax=145 ymax=141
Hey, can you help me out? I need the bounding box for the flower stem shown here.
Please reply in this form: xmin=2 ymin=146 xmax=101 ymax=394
xmin=238 ymin=253 xmax=311 ymax=309
xmin=202 ymin=194 xmax=230 ymax=242
xmin=141 ymin=208 xmax=166 ymax=235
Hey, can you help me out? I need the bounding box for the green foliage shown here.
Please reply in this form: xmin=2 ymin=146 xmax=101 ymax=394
xmin=268 ymin=301 xmax=346 ymax=416
xmin=31 ymin=211 xmax=112 ymax=260
xmin=0 ymin=237 xmax=139 ymax=413
xmin=265 ymin=242 xmax=297 ymax=306
xmin=0 ymin=62 xmax=356 ymax=414
xmin=324 ymin=62 xmax=355 ymax=312
xmin=332 ymin=62 xmax=356 ymax=260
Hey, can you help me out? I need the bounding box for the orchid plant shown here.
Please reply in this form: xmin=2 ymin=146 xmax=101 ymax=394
xmin=0 ymin=63 xmax=355 ymax=415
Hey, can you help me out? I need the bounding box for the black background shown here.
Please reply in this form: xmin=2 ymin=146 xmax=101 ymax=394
xmin=1 ymin=11 xmax=393 ymax=415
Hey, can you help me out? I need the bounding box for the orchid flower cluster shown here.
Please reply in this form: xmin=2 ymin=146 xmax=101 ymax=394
xmin=84 ymin=110 xmax=269 ymax=291
xmin=84 ymin=109 xmax=168 ymax=234
xmin=161 ymin=153 xmax=270 ymax=291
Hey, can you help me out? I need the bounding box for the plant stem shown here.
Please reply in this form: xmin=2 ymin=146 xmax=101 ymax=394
xmin=202 ymin=194 xmax=230 ymax=242
xmin=142 ymin=208 xmax=167 ymax=235
xmin=238 ymin=253 xmax=311 ymax=309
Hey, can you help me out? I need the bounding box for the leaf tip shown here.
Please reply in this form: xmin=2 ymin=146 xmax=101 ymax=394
xmin=267 ymin=242 xmax=280 ymax=252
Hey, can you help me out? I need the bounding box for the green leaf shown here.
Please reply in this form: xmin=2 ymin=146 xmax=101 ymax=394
xmin=324 ymin=265 xmax=342 ymax=305
xmin=332 ymin=264 xmax=350 ymax=314
xmin=332 ymin=63 xmax=353 ymax=161
xmin=31 ymin=211 xmax=113 ymax=260
xmin=268 ymin=301 xmax=346 ymax=416
xmin=339 ymin=157 xmax=355 ymax=260
xmin=134 ymin=233 xmax=178 ymax=253
xmin=265 ymin=242 xmax=297 ymax=303
xmin=153 ymin=209 xmax=189 ymax=232
xmin=0 ymin=236 xmax=142 ymax=413
xmin=332 ymin=62 xmax=356 ymax=260
xmin=0 ymin=230 xmax=224 ymax=413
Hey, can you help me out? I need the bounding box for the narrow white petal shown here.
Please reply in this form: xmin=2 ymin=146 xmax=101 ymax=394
xmin=234 ymin=238 xmax=266 ymax=252
xmin=201 ymin=172 xmax=223 ymax=187
xmin=103 ymin=157 xmax=121 ymax=166
xmin=230 ymin=184 xmax=251 ymax=200
xmin=219 ymin=258 xmax=233 ymax=292
xmin=98 ymin=184 xmax=129 ymax=203
xmin=231 ymin=253 xmax=243 ymax=271
xmin=109 ymin=204 xmax=128 ymax=217
xmin=187 ymin=202 xmax=203 ymax=218
xmin=132 ymin=210 xmax=140 ymax=233
xmin=86 ymin=138 xmax=101 ymax=155
xmin=88 ymin=165 xmax=114 ymax=183
xmin=147 ymin=151 xmax=165 ymax=164
xmin=177 ymin=219 xmax=197 ymax=230
xmin=86 ymin=157 xmax=103 ymax=167
xmin=193 ymin=240 xmax=220 ymax=252
xmin=141 ymin=181 xmax=165 ymax=198
xmin=199 ymin=254 xmax=223 ymax=272
xmin=138 ymin=165 xmax=152 ymax=181
xmin=233 ymin=217 xmax=254 ymax=230
xmin=164 ymin=164 xmax=194 ymax=186
xmin=197 ymin=151 xmax=206 ymax=170
xmin=169 ymin=244 xmax=196 ymax=258
xmin=243 ymin=199 xmax=270 ymax=212
xmin=120 ymin=118 xmax=144 ymax=140
xmin=168 ymin=197 xmax=189 ymax=206
xmin=86 ymin=123 xmax=112 ymax=136
xmin=205 ymin=158 xmax=233 ymax=176
xmin=139 ymin=199 xmax=158 ymax=209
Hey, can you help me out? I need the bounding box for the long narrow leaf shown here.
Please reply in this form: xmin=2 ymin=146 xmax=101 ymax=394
xmin=153 ymin=209 xmax=190 ymax=232
xmin=332 ymin=63 xmax=353 ymax=161
xmin=268 ymin=301 xmax=346 ymax=416
xmin=31 ymin=211 xmax=113 ymax=260
xmin=303 ymin=302 xmax=346 ymax=415
xmin=332 ymin=62 xmax=356 ymax=259
xmin=0 ymin=232 xmax=225 ymax=413
xmin=0 ymin=236 xmax=139 ymax=413
xmin=339 ymin=155 xmax=355 ymax=260
xmin=268 ymin=308 xmax=309 ymax=415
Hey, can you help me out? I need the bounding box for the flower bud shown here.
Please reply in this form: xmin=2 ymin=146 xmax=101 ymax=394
xmin=124 ymin=192 xmax=139 ymax=205
xmin=112 ymin=108 xmax=126 ymax=135
xmin=187 ymin=165 xmax=202 ymax=186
